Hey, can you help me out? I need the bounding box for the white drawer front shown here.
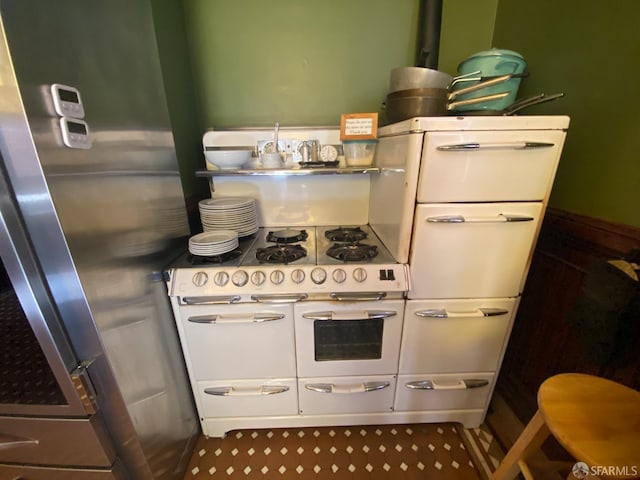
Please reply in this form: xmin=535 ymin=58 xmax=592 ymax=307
xmin=394 ymin=373 xmax=494 ymax=412
xmin=178 ymin=303 xmax=296 ymax=380
xmin=197 ymin=378 xmax=298 ymax=418
xmin=298 ymin=375 xmax=396 ymax=415
xmin=399 ymin=298 xmax=516 ymax=374
xmin=418 ymin=130 xmax=565 ymax=203
xmin=408 ymin=203 xmax=542 ymax=299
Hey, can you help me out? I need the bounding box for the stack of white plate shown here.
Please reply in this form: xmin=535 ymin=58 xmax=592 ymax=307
xmin=188 ymin=230 xmax=239 ymax=257
xmin=199 ymin=197 xmax=259 ymax=237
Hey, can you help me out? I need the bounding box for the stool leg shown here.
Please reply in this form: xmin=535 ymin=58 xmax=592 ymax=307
xmin=490 ymin=409 xmax=551 ymax=480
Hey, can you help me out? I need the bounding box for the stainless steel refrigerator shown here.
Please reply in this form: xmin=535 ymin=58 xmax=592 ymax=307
xmin=0 ymin=1 xmax=198 ymax=479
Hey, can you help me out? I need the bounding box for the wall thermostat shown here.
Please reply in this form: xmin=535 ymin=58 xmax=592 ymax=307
xmin=51 ymin=83 xmax=85 ymax=119
xmin=59 ymin=117 xmax=91 ymax=149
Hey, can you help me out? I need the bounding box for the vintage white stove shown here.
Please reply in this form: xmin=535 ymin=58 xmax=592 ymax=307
xmin=167 ymin=119 xmax=569 ymax=438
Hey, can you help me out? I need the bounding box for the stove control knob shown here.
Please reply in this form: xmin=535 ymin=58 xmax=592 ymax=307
xmin=311 ymin=267 xmax=327 ymax=284
xmin=270 ymin=270 xmax=285 ymax=285
xmin=291 ymin=269 xmax=305 ymax=284
xmin=353 ymin=267 xmax=367 ymax=283
xmin=214 ymin=271 xmax=230 ymax=287
xmin=332 ymin=268 xmax=347 ymax=284
xmin=251 ymin=271 xmax=266 ymax=286
xmin=192 ymin=271 xmax=208 ymax=287
xmin=232 ymin=270 xmax=249 ymax=287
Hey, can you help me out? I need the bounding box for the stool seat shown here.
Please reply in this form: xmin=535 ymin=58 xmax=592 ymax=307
xmin=491 ymin=373 xmax=640 ymax=480
xmin=539 ymin=373 xmax=640 ymax=470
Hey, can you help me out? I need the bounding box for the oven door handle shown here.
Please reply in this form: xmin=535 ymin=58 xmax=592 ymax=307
xmin=305 ymin=381 xmax=390 ymax=394
xmin=415 ymin=308 xmax=509 ymax=318
xmin=181 ymin=295 xmax=241 ymax=305
xmin=426 ymin=214 xmax=534 ymax=223
xmin=436 ymin=141 xmax=555 ymax=151
xmin=188 ymin=313 xmax=286 ymax=324
xmin=302 ymin=310 xmax=397 ymax=321
xmin=405 ymin=379 xmax=489 ymax=390
xmin=329 ymin=292 xmax=387 ymax=301
xmin=204 ymin=385 xmax=290 ymax=396
xmin=251 ymin=293 xmax=309 ymax=304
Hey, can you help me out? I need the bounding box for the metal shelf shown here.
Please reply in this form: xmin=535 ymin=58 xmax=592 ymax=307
xmin=195 ymin=166 xmax=380 ymax=178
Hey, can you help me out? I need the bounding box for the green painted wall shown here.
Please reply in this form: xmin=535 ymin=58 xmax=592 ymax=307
xmin=151 ymin=0 xmax=208 ymax=202
xmin=493 ymin=0 xmax=640 ymax=228
xmin=183 ymin=0 xmax=497 ymax=128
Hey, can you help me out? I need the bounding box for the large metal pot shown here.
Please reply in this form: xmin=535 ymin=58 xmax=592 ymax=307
xmin=389 ymin=66 xmax=452 ymax=93
xmin=384 ymin=89 xmax=510 ymax=124
xmin=452 ymin=49 xmax=528 ymax=111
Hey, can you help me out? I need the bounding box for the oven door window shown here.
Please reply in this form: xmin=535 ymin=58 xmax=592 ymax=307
xmin=313 ymin=318 xmax=384 ymax=361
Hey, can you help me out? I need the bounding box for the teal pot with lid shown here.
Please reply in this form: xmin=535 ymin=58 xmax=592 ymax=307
xmin=450 ymin=49 xmax=528 ymax=112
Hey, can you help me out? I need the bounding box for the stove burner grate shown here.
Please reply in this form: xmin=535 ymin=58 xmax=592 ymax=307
xmin=324 ymin=226 xmax=368 ymax=243
xmin=267 ymin=229 xmax=308 ymax=244
xmin=256 ymin=244 xmax=307 ymax=264
xmin=326 ymin=242 xmax=378 ymax=262
xmin=188 ymin=249 xmax=243 ymax=265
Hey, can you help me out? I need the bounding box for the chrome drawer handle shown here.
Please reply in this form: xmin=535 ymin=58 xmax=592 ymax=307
xmin=426 ymin=214 xmax=534 ymax=223
xmin=305 ymin=381 xmax=390 ymax=394
xmin=0 ymin=433 xmax=39 ymax=449
xmin=302 ymin=310 xmax=397 ymax=321
xmin=416 ymin=308 xmax=509 ymax=318
xmin=251 ymin=293 xmax=308 ymax=303
xmin=188 ymin=313 xmax=285 ymax=324
xmin=405 ymin=379 xmax=489 ymax=390
xmin=181 ymin=295 xmax=241 ymax=305
xmin=329 ymin=292 xmax=387 ymax=301
xmin=204 ymin=385 xmax=289 ymax=396
xmin=436 ymin=141 xmax=554 ymax=151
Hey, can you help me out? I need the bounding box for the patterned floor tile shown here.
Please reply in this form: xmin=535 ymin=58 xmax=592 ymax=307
xmin=184 ymin=424 xmax=482 ymax=479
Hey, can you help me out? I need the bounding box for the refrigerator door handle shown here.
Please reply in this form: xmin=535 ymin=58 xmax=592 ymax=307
xmin=405 ymin=379 xmax=489 ymax=390
xmin=436 ymin=141 xmax=555 ymax=151
xmin=416 ymin=308 xmax=509 ymax=318
xmin=426 ymin=214 xmax=534 ymax=223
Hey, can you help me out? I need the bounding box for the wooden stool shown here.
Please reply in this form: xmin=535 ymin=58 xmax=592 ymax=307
xmin=490 ymin=373 xmax=640 ymax=480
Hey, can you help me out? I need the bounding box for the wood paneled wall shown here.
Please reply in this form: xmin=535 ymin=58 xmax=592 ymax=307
xmin=497 ymin=208 xmax=640 ymax=423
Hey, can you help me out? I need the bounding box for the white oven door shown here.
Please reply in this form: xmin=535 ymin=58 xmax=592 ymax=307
xmin=293 ymin=300 xmax=404 ymax=377
xmin=408 ymin=202 xmax=542 ymax=299
xmin=175 ymin=303 xmax=296 ymax=380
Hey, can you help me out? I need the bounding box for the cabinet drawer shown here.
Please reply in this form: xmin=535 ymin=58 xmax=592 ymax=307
xmin=197 ymin=378 xmax=298 ymax=418
xmin=0 ymin=462 xmax=124 ymax=480
xmin=408 ymin=203 xmax=542 ymax=299
xmin=418 ymin=130 xmax=565 ymax=203
xmin=178 ymin=303 xmax=296 ymax=380
xmin=0 ymin=415 xmax=114 ymax=467
xmin=400 ymin=298 xmax=516 ymax=374
xmin=298 ymin=375 xmax=396 ymax=415
xmin=394 ymin=373 xmax=494 ymax=412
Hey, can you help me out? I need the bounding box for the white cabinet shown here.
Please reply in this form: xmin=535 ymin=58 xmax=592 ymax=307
xmin=408 ymin=203 xmax=542 ymax=299
xmin=417 ymin=130 xmax=566 ymax=203
xmin=400 ymin=298 xmax=516 ymax=374
xmin=374 ymin=116 xmax=569 ymax=428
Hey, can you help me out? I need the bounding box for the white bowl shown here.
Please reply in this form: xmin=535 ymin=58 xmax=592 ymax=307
xmin=204 ymin=148 xmax=252 ymax=170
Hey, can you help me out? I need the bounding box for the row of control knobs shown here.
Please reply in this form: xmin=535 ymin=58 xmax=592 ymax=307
xmin=192 ymin=267 xmax=369 ymax=288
